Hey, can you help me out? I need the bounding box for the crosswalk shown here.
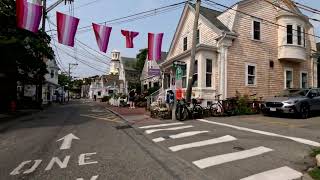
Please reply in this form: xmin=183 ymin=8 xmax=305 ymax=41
xmin=137 ymin=121 xmax=304 ymax=180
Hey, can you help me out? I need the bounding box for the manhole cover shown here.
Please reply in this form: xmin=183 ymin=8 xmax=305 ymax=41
xmin=233 ymin=146 xmax=245 ymax=151
xmin=115 ymin=124 xmax=132 ymax=130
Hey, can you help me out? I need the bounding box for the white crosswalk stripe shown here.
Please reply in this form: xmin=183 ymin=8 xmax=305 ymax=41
xmin=152 ymin=131 xmax=210 ymax=143
xmin=139 ymin=122 xmax=184 ymax=129
xmin=193 ymin=146 xmax=273 ymax=169
xmin=169 ymin=135 xmax=237 ymax=152
xmin=145 ymin=125 xmax=193 ymax=134
xmin=240 ymin=166 xmax=303 ymax=180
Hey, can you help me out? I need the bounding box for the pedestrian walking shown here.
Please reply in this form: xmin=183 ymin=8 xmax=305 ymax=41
xmin=129 ymin=89 xmax=136 ymax=109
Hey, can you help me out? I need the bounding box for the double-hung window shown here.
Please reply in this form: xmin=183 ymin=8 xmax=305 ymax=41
xmin=285 ymin=69 xmax=293 ymax=89
xmin=303 ymin=28 xmax=306 ymax=47
xmin=297 ymin=25 xmax=302 ymax=45
xmin=300 ymin=72 xmax=308 ymax=89
xmin=253 ymin=20 xmax=261 ymax=40
xmin=196 ymin=29 xmax=200 ymax=44
xmin=206 ymin=59 xmax=212 ymax=87
xmin=246 ymin=63 xmax=256 ymax=86
xmin=182 ymin=65 xmax=187 ymax=88
xmin=192 ymin=60 xmax=198 ymax=87
xmin=183 ymin=37 xmax=188 ymax=51
xmin=287 ymin=25 xmax=293 ymax=44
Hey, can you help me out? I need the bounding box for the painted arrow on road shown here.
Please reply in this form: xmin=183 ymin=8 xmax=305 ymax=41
xmin=57 ymin=133 xmax=80 ymax=150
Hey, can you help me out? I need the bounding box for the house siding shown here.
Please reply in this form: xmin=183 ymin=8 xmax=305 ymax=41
xmin=226 ymin=0 xmax=314 ymax=98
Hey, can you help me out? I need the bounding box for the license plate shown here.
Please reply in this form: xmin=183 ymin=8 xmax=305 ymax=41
xmin=270 ymin=108 xmax=277 ymax=112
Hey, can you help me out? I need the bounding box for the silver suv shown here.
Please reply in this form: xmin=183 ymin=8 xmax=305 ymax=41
xmin=262 ymin=88 xmax=320 ymax=118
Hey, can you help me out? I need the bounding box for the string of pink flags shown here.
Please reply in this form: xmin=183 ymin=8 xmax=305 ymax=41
xmin=16 ymin=0 xmax=164 ymax=61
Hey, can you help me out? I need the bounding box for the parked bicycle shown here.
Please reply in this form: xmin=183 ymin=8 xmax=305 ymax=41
xmin=248 ymin=94 xmax=263 ymax=114
xmin=209 ymin=94 xmax=238 ymax=116
xmin=176 ymin=98 xmax=204 ymax=121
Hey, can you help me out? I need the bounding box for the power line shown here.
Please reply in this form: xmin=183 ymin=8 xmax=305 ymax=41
xmin=56 ymin=45 xmax=107 ymax=73
xmin=204 ymin=0 xmax=320 ymax=41
xmin=294 ymin=1 xmax=320 ymax=15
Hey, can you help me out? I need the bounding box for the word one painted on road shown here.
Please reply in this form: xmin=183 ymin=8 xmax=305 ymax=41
xmin=10 ymin=133 xmax=99 ymax=179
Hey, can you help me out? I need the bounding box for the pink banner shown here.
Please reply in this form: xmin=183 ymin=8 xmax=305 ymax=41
xmin=16 ymin=0 xmax=42 ymax=33
xmin=56 ymin=12 xmax=80 ymax=47
xmin=121 ymin=30 xmax=139 ymax=48
xmin=92 ymin=23 xmax=112 ymax=53
xmin=147 ymin=33 xmax=164 ymax=61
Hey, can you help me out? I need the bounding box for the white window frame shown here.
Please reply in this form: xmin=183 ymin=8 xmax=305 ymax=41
xmin=245 ymin=63 xmax=257 ymax=86
xmin=300 ymin=71 xmax=308 ymax=89
xmin=284 ymin=68 xmax=293 ymax=89
xmin=286 ymin=24 xmax=293 ymax=45
xmin=183 ymin=36 xmax=188 ymax=51
xmin=251 ymin=19 xmax=261 ymax=41
xmin=297 ymin=25 xmax=302 ymax=46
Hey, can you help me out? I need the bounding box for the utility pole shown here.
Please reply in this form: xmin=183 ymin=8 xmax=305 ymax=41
xmin=68 ymin=63 xmax=78 ymax=101
xmin=186 ymin=0 xmax=201 ymax=103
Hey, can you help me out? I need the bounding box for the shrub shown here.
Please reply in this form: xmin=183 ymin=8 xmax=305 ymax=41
xmin=101 ymin=96 xmax=110 ymax=102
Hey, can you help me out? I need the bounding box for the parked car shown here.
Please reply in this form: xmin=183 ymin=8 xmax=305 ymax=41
xmin=262 ymin=88 xmax=320 ymax=118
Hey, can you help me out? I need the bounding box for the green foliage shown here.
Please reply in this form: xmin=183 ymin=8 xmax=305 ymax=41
xmin=147 ymin=86 xmax=160 ymax=96
xmin=236 ymin=96 xmax=253 ymax=115
xmin=58 ymin=74 xmax=70 ymax=87
xmin=309 ymin=168 xmax=320 ymax=180
xmin=101 ymin=96 xmax=110 ymax=102
xmin=0 ymin=0 xmax=54 ymax=85
xmin=311 ymin=148 xmax=320 ymax=157
xmin=135 ymin=48 xmax=148 ymax=72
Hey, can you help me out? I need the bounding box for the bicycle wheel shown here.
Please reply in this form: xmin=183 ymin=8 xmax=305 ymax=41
xmin=193 ymin=105 xmax=204 ymax=119
xmin=176 ymin=106 xmax=188 ymax=121
xmin=210 ymin=103 xmax=224 ymax=116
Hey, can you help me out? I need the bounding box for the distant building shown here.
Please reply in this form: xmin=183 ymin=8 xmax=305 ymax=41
xmin=317 ymin=42 xmax=320 ymax=88
xmin=140 ymin=52 xmax=167 ymax=91
xmin=88 ymin=50 xmax=140 ymax=99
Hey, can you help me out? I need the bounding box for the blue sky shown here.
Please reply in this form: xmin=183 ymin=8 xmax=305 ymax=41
xmin=46 ymin=0 xmax=320 ymax=78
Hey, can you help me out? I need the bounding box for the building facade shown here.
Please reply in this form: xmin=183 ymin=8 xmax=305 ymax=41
xmin=160 ymin=0 xmax=318 ymax=106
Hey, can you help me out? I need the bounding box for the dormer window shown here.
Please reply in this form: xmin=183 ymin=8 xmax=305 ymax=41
xmin=297 ymin=25 xmax=302 ymax=45
xmin=252 ymin=20 xmax=261 ymax=40
xmin=287 ymin=25 xmax=293 ymax=44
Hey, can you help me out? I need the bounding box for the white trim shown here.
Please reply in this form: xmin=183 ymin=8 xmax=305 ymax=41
xmin=300 ymin=71 xmax=308 ymax=88
xmin=286 ymin=24 xmax=294 ymax=45
xmin=245 ymin=62 xmax=257 ymax=86
xmin=251 ymin=19 xmax=261 ymax=41
xmin=284 ymin=67 xmax=293 ymax=89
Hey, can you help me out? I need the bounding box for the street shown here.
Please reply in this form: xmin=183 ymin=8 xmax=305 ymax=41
xmin=1 ymin=100 xmax=319 ymax=180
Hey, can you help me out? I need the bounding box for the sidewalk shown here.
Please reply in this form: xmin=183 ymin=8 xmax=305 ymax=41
xmin=105 ymin=105 xmax=167 ymax=126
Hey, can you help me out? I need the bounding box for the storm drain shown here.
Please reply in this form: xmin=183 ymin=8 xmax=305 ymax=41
xmin=115 ymin=124 xmax=133 ymax=130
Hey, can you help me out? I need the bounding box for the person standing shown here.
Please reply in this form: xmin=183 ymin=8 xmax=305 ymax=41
xmin=129 ymin=89 xmax=135 ymax=109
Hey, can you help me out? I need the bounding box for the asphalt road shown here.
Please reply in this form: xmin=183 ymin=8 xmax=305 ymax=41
xmin=1 ymin=100 xmax=319 ymax=180
xmin=0 ymin=100 xmax=207 ymax=180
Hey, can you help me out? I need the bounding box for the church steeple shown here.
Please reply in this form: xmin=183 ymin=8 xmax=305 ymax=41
xmin=109 ymin=50 xmax=120 ymax=75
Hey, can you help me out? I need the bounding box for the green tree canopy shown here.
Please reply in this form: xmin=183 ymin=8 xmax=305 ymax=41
xmin=135 ymin=48 xmax=148 ymax=72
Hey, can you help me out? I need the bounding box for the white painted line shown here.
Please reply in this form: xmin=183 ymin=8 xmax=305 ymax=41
xmin=197 ymin=119 xmax=320 ymax=147
xmin=153 ymin=137 xmax=166 ymax=142
xmin=57 ymin=133 xmax=80 ymax=150
xmin=152 ymin=131 xmax=210 ymax=143
xmin=240 ymin=166 xmax=303 ymax=180
xmin=169 ymin=135 xmax=237 ymax=152
xmin=193 ymin=146 xmax=273 ymax=169
xmin=145 ymin=125 xmax=193 ymax=134
xmin=139 ymin=122 xmax=184 ymax=129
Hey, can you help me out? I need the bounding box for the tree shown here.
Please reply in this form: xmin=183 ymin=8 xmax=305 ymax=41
xmin=0 ymin=0 xmax=54 ymax=111
xmin=135 ymin=48 xmax=147 ymax=72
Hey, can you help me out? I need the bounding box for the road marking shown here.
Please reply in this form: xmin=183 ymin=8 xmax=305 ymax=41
xmin=80 ymin=114 xmax=123 ymax=123
xmin=23 ymin=160 xmax=42 ymax=174
xmin=76 ymin=175 xmax=99 ymax=180
xmin=197 ymin=119 xmax=320 ymax=147
xmin=45 ymin=156 xmax=71 ymax=171
xmin=152 ymin=131 xmax=210 ymax=142
xmin=57 ymin=133 xmax=80 ymax=150
xmin=240 ymin=166 xmax=303 ymax=180
xmin=139 ymin=122 xmax=184 ymax=129
xmin=79 ymin=153 xmax=98 ymax=166
xmin=10 ymin=160 xmax=31 ymax=175
xmin=192 ymin=146 xmax=273 ymax=169
xmin=145 ymin=125 xmax=193 ymax=134
xmin=169 ymin=135 xmax=237 ymax=152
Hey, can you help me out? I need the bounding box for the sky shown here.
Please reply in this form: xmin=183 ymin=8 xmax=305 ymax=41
xmin=45 ymin=0 xmax=320 ymax=78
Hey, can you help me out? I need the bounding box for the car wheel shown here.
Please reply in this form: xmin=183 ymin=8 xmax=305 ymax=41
xmin=299 ymin=104 xmax=310 ymax=119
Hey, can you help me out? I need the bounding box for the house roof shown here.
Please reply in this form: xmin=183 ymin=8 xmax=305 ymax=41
xmin=189 ymin=3 xmax=230 ymax=32
xmin=155 ymin=52 xmax=168 ymax=64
